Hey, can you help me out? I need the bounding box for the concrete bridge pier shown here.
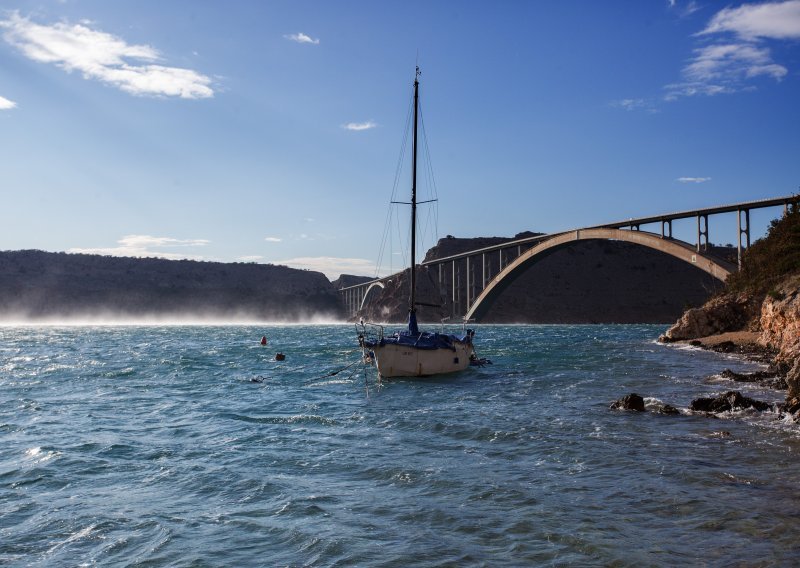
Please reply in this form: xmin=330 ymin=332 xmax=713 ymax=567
xmin=696 ymin=214 xmax=709 ymax=252
xmin=661 ymin=219 xmax=672 ymax=239
xmin=737 ymin=208 xmax=751 ymax=269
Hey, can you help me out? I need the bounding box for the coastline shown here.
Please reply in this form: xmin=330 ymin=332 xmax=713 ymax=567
xmin=676 ymin=331 xmax=777 ymax=364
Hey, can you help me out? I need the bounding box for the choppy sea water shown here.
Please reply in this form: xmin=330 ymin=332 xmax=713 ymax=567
xmin=2 ymin=324 xmax=799 ymax=567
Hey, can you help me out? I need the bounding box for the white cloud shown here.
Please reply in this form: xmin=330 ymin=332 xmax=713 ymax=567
xmin=68 ymin=235 xmax=210 ymax=260
xmin=284 ymin=32 xmax=319 ymax=45
xmin=668 ymin=0 xmax=701 ymax=17
xmin=0 ymin=12 xmax=214 ymax=99
xmin=237 ymin=255 xmax=264 ymax=262
xmin=0 ymin=95 xmax=16 ymax=109
xmin=677 ymin=177 xmax=712 ymax=183
xmin=342 ymin=120 xmax=377 ymax=131
xmin=685 ymin=43 xmax=787 ymax=81
xmin=610 ymin=97 xmax=661 ymax=114
xmin=682 ymin=2 xmax=701 ymax=17
xmin=264 ymin=236 xmax=282 ymax=242
xmin=699 ymin=0 xmax=800 ymax=40
xmin=611 ymin=98 xmax=649 ymax=111
xmin=666 ymin=1 xmax=798 ymax=100
xmin=274 ymin=256 xmax=375 ymax=279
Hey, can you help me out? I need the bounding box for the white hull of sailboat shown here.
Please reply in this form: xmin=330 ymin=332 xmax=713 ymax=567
xmin=370 ymin=342 xmax=473 ymax=378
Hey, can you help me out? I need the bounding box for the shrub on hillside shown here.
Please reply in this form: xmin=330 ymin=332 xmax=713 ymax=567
xmin=725 ymin=204 xmax=800 ymax=295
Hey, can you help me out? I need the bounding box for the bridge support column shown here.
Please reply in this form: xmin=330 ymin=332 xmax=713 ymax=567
xmin=737 ymin=208 xmax=750 ymax=269
xmin=696 ymin=214 xmax=709 ymax=252
xmin=452 ymin=260 xmax=456 ymax=319
xmin=438 ymin=263 xmax=442 ymax=297
xmin=465 ymin=257 xmax=472 ymax=311
xmin=661 ymin=219 xmax=672 ymax=238
xmin=482 ymin=253 xmax=486 ymax=289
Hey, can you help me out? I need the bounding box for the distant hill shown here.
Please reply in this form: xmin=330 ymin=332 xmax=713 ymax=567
xmin=331 ymin=274 xmax=375 ymax=289
xmin=0 ymin=250 xmax=342 ymax=322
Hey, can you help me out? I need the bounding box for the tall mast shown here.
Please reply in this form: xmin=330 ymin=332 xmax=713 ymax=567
xmin=410 ymin=66 xmax=419 ymax=315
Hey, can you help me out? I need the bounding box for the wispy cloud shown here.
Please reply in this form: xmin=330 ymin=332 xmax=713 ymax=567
xmin=69 ymin=235 xmax=210 ymax=260
xmin=284 ymin=32 xmax=319 ymax=45
xmin=342 ymin=120 xmax=377 ymax=131
xmin=610 ymin=98 xmax=660 ymax=113
xmin=274 ymin=256 xmax=375 ymax=279
xmin=682 ymin=1 xmax=701 ymax=18
xmin=667 ymin=0 xmax=701 ymax=18
xmin=666 ymin=0 xmax=799 ymax=100
xmin=237 ymin=255 xmax=264 ymax=262
xmin=264 ymin=236 xmax=282 ymax=242
xmin=0 ymin=12 xmax=214 ymax=99
xmin=699 ymin=0 xmax=800 ymax=40
xmin=0 ymin=95 xmax=16 ymax=109
xmin=677 ymin=176 xmax=712 ymax=183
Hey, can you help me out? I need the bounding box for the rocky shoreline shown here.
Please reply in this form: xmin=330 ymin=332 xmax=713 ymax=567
xmin=613 ymin=274 xmax=800 ymax=422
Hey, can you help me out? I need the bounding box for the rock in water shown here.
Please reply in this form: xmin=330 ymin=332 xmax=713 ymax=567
xmin=690 ymin=391 xmax=772 ymax=413
xmin=610 ymin=393 xmax=646 ymax=412
xmin=656 ymin=403 xmax=681 ymax=415
xmin=720 ymin=368 xmax=778 ymax=383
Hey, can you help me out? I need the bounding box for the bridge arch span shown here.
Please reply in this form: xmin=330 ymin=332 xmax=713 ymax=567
xmin=465 ymin=228 xmax=735 ymax=322
xmin=359 ymin=281 xmax=385 ymax=312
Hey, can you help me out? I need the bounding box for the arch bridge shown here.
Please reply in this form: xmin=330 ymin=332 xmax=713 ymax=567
xmin=339 ymin=195 xmax=798 ymax=321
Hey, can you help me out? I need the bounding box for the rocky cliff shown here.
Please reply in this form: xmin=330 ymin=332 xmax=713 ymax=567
xmin=759 ymin=276 xmax=800 ymax=399
xmin=758 ymin=275 xmax=800 ymax=366
xmin=0 ymin=250 xmax=343 ymax=321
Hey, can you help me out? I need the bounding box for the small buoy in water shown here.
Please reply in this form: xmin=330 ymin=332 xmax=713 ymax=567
xmin=260 ymin=336 xmax=267 ymax=346
xmin=275 ymin=353 xmax=286 ymax=361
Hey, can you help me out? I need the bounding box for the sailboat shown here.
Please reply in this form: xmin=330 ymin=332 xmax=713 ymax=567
xmin=357 ymin=67 xmax=476 ymax=378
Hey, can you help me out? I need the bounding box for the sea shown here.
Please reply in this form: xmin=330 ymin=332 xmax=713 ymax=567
xmin=2 ymin=323 xmax=799 ymax=567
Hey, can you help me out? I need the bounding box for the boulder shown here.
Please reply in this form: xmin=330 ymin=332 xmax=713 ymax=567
xmin=655 ymin=403 xmax=681 ymax=415
xmin=787 ymin=359 xmax=800 ymax=399
xmin=720 ymin=368 xmax=778 ymax=382
xmin=610 ymin=393 xmax=645 ymax=412
xmin=662 ymin=293 xmax=760 ymax=341
xmin=782 ymin=396 xmax=800 ymax=416
xmin=712 ymin=340 xmax=736 ymax=353
xmin=690 ymin=391 xmax=772 ymax=413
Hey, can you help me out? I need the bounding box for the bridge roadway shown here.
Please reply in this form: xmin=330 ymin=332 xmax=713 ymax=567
xmin=339 ymin=194 xmax=799 ymax=321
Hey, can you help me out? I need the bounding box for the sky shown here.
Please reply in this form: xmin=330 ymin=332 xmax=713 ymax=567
xmin=1 ymin=0 xmax=799 ymax=280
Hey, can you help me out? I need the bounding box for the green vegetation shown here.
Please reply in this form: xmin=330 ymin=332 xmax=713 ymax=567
xmin=725 ymin=204 xmax=800 ymax=295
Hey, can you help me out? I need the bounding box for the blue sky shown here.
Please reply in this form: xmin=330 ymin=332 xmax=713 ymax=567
xmin=1 ymin=1 xmax=799 ymax=279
